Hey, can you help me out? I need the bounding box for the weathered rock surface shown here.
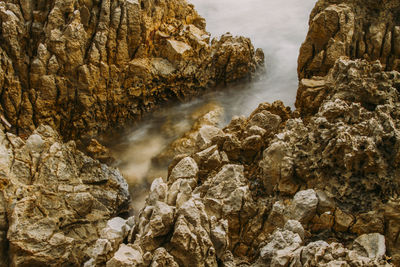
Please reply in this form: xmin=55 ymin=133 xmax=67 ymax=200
xmin=298 ymin=0 xmax=400 ymax=80
xmin=0 ymin=125 xmax=130 ymax=266
xmin=0 ymin=0 xmax=263 ymax=140
xmin=297 ymin=0 xmax=400 ymax=117
xmin=103 ymin=58 xmax=399 ymax=266
xmin=153 ymin=101 xmax=225 ymax=168
xmin=2 ymin=0 xmax=400 ymax=266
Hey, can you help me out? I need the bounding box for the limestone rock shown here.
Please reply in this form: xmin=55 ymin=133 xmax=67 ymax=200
xmin=315 ymin=190 xmax=336 ymax=214
xmin=288 ymin=189 xmax=318 ymax=224
xmin=86 ymin=138 xmax=115 ymax=164
xmin=284 ymin=220 xmax=305 ymax=240
xmin=351 ymin=211 xmax=384 ymax=235
xmin=0 ymin=0 xmax=263 ymax=140
xmin=2 ymin=0 xmax=400 ymax=266
xmin=353 ymin=233 xmax=386 ymax=260
xmin=106 ymin=244 xmax=144 ymax=267
xmin=298 ymin=0 xmax=400 ymax=80
xmin=169 ymin=157 xmax=198 ymax=182
xmin=154 ymin=102 xmax=224 ymax=168
xmin=334 ymin=209 xmax=355 ymax=232
xmin=0 ymin=125 xmax=130 ymax=266
xmin=259 ymin=229 xmax=303 ymax=265
xmin=151 ymin=247 xmax=179 ymax=267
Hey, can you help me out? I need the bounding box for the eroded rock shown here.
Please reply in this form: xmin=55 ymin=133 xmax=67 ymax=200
xmin=0 ymin=125 xmax=130 ymax=266
xmin=0 ymin=0 xmax=263 ymax=140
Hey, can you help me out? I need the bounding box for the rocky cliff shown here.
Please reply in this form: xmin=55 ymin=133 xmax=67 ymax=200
xmin=1 ymin=0 xmax=400 ymax=266
xmin=298 ymin=0 xmax=400 ymax=81
xmin=297 ymin=0 xmax=400 ymax=118
xmin=98 ymin=58 xmax=399 ymax=267
xmin=0 ymin=0 xmax=263 ymax=140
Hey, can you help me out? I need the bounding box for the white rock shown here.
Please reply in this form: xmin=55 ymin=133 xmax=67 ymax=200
xmin=196 ymin=125 xmax=224 ymax=149
xmin=169 ymin=157 xmax=198 ymax=182
xmin=260 ymin=230 xmax=302 ymax=261
xmin=288 ymin=189 xmax=318 ymax=223
xmin=106 ymin=244 xmax=143 ymax=267
xmin=26 ymin=134 xmax=45 ymax=153
xmin=284 ymin=220 xmax=305 ymax=240
xmin=353 ymin=233 xmax=386 ymax=260
xmin=101 ymin=217 xmax=128 ymax=242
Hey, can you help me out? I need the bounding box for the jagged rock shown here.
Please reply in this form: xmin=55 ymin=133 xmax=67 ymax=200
xmin=258 ymin=229 xmax=303 ymax=266
xmin=2 ymin=0 xmax=399 ymax=265
xmin=86 ymin=138 xmax=115 ymax=164
xmin=87 ymin=216 xmax=135 ymax=265
xmin=0 ymin=0 xmax=263 ymax=140
xmin=120 ymin=58 xmax=399 ymax=266
xmin=351 ymin=211 xmax=385 ymax=235
xmin=298 ymin=0 xmax=400 ymax=80
xmin=241 ymin=135 xmax=263 ymax=159
xmin=169 ymin=157 xmax=198 ymax=182
xmin=310 ymin=212 xmax=335 ymax=233
xmin=315 ymin=190 xmax=336 ymax=214
xmin=197 ymin=125 xmax=225 ymax=150
xmin=0 ymin=125 xmax=130 ymax=266
xmin=284 ymin=220 xmax=305 ymax=240
xmin=154 ymin=102 xmax=224 ymax=168
xmin=334 ymin=209 xmax=355 ymax=232
xmin=260 ymin=141 xmax=296 ymax=195
xmin=383 ymin=199 xmax=400 ymax=264
xmin=248 ymin=111 xmax=281 ymax=132
xmin=151 ymin=247 xmax=179 ymax=267
xmin=288 ymin=189 xmax=318 ymax=224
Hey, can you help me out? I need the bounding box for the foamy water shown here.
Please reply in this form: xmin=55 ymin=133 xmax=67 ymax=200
xmin=111 ymin=0 xmax=317 ymax=211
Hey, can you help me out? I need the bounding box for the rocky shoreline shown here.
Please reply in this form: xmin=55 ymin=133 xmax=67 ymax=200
xmin=0 ymin=0 xmax=263 ymax=141
xmin=1 ymin=0 xmax=400 ymax=266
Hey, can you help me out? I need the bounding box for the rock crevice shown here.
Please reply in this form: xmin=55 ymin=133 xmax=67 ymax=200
xmin=0 ymin=0 xmax=263 ymax=140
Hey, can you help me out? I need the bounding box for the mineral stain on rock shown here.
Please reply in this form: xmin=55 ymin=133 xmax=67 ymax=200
xmin=1 ymin=0 xmax=400 ymax=266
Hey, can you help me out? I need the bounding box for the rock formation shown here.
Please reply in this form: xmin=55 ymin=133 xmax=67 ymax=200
xmin=100 ymin=57 xmax=399 ymax=267
xmin=297 ymin=0 xmax=400 ymax=80
xmin=0 ymin=125 xmax=130 ymax=266
xmin=1 ymin=0 xmax=400 ymax=266
xmin=0 ymin=0 xmax=263 ymax=141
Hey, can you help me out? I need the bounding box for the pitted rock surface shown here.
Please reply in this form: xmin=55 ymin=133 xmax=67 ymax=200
xmin=298 ymin=0 xmax=400 ymax=80
xmin=102 ymin=58 xmax=399 ymax=266
xmin=0 ymin=125 xmax=130 ymax=266
xmin=0 ymin=0 xmax=263 ymax=140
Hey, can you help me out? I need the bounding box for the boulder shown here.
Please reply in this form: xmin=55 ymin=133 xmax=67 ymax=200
xmin=288 ymin=189 xmax=318 ymax=224
xmin=0 ymin=126 xmax=130 ymax=266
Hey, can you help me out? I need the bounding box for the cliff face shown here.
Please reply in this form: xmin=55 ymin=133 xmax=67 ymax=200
xmin=2 ymin=0 xmax=400 ymax=266
xmin=297 ymin=0 xmax=400 ymax=80
xmin=0 ymin=0 xmax=262 ymax=140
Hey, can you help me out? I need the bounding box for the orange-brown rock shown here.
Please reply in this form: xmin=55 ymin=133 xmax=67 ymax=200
xmin=298 ymin=0 xmax=400 ymax=80
xmin=297 ymin=0 xmax=400 ymax=118
xmin=0 ymin=0 xmax=263 ymax=141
